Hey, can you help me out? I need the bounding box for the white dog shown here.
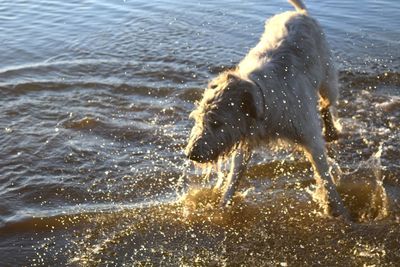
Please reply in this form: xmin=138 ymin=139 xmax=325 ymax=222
xmin=185 ymin=0 xmax=347 ymax=217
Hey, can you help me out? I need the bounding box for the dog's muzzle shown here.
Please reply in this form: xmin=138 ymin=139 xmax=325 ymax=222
xmin=185 ymin=141 xmax=218 ymax=163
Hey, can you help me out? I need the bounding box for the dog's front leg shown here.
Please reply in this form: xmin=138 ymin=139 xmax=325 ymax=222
xmin=220 ymin=148 xmax=251 ymax=207
xmin=304 ymin=139 xmax=349 ymax=218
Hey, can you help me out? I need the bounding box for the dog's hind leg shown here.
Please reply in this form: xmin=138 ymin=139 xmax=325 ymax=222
xmin=319 ymin=67 xmax=340 ymax=142
xmin=321 ymin=106 xmax=338 ymax=142
xmin=302 ymin=134 xmax=349 ymax=218
xmin=220 ymin=147 xmax=251 ymax=207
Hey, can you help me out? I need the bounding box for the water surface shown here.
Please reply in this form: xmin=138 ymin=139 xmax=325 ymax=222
xmin=0 ymin=0 xmax=399 ymax=265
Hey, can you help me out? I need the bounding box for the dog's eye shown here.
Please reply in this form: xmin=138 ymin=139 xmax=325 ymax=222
xmin=211 ymin=120 xmax=222 ymax=129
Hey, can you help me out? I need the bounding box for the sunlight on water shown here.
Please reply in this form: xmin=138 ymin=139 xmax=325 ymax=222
xmin=0 ymin=0 xmax=399 ymax=265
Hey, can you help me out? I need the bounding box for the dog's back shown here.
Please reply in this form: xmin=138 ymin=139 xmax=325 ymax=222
xmin=236 ymin=0 xmax=336 ymax=142
xmin=238 ymin=2 xmax=330 ymax=87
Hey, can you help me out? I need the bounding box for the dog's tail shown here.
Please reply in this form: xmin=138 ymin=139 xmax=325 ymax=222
xmin=287 ymin=0 xmax=307 ymax=12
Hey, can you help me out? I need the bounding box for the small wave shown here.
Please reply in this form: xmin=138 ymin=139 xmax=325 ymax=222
xmin=0 ymin=58 xmax=127 ymax=76
xmin=0 ymin=58 xmax=206 ymax=93
xmin=0 ymin=80 xmax=177 ymax=96
xmin=339 ymin=70 xmax=400 ymax=88
xmin=0 ymin=80 xmax=113 ymax=94
xmin=63 ymin=116 xmax=105 ymax=130
xmin=0 ymin=201 xmax=158 ymax=235
xmin=376 ymin=97 xmax=400 ymax=112
xmin=62 ymin=115 xmax=165 ymax=143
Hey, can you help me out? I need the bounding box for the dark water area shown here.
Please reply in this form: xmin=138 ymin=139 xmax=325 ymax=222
xmin=0 ymin=0 xmax=399 ymax=265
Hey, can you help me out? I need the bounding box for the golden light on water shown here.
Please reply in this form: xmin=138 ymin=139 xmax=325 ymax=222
xmin=1 ymin=0 xmax=399 ymax=265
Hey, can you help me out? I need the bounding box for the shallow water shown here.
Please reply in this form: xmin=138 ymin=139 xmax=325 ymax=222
xmin=0 ymin=0 xmax=399 ymax=265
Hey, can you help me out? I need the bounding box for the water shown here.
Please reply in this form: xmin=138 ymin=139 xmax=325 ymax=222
xmin=0 ymin=0 xmax=399 ymax=265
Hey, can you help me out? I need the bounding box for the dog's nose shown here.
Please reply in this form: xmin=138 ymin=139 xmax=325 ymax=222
xmin=187 ymin=152 xmax=202 ymax=162
xmin=186 ymin=144 xmax=205 ymax=163
xmin=186 ymin=147 xmax=200 ymax=162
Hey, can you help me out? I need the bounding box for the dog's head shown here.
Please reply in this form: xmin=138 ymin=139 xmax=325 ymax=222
xmin=185 ymin=72 xmax=264 ymax=163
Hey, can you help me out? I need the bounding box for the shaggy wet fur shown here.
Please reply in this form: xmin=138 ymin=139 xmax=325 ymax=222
xmin=185 ymin=73 xmax=257 ymax=163
xmin=185 ymin=0 xmax=348 ymax=217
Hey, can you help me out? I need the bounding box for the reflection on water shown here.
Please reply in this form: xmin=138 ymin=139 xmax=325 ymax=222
xmin=0 ymin=0 xmax=399 ymax=265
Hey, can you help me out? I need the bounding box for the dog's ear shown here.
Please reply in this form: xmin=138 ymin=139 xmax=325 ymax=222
xmin=241 ymin=91 xmax=258 ymax=119
xmin=208 ymin=81 xmax=218 ymax=89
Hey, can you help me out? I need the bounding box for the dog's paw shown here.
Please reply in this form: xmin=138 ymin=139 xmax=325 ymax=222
xmin=219 ymin=198 xmax=233 ymax=209
xmin=326 ymin=199 xmax=351 ymax=220
xmin=320 ymin=186 xmax=351 ymax=219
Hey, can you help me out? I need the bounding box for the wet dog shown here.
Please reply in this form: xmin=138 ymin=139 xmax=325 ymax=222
xmin=185 ymin=0 xmax=348 ymax=217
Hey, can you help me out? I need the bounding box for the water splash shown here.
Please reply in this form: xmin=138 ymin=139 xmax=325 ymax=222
xmin=178 ymin=187 xmax=259 ymax=226
xmin=338 ymin=143 xmax=389 ymax=222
